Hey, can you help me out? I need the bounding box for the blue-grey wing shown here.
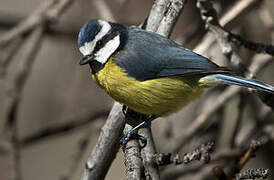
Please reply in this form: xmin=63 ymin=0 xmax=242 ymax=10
xmin=115 ymin=27 xmax=229 ymax=81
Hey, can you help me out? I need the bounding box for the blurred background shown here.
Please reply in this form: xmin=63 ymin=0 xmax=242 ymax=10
xmin=0 ymin=0 xmax=274 ymax=180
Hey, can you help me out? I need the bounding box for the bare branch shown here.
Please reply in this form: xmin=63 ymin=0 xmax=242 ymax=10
xmin=123 ymin=124 xmax=144 ymax=180
xmin=171 ymin=86 xmax=240 ymax=153
xmin=140 ymin=127 xmax=160 ymax=180
xmin=156 ymin=0 xmax=187 ymax=37
xmin=0 ymin=26 xmax=45 ymax=180
xmin=227 ymin=138 xmax=268 ymax=180
xmin=133 ymin=1 xmax=188 ymax=179
xmin=146 ymin=0 xmax=170 ymax=32
xmin=162 ymin=149 xmax=242 ymax=180
xmin=228 ymin=32 xmax=274 ymax=56
xmin=230 ymin=93 xmax=246 ymax=148
xmin=0 ymin=0 xmax=73 ymax=46
xmin=197 ymin=0 xmax=248 ymax=73
xmin=235 ymin=168 xmax=269 ymax=180
xmin=154 ymin=141 xmax=214 ymax=166
xmin=170 ymin=52 xmax=272 ymax=153
xmin=0 ymin=38 xmax=23 ymax=75
xmin=81 ymin=102 xmax=125 ymax=180
xmin=80 ymin=3 xmax=124 ymax=180
xmin=195 ymin=0 xmax=261 ymax=55
xmin=0 ymin=25 xmax=45 ymax=134
xmin=20 ymin=110 xmax=108 ymax=146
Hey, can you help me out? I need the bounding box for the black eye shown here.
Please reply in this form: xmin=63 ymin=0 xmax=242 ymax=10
xmin=97 ymin=40 xmax=103 ymax=47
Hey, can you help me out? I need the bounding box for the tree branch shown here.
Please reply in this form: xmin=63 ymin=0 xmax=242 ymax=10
xmin=0 ymin=0 xmax=73 ymax=47
xmin=20 ymin=110 xmax=108 ymax=146
xmin=197 ymin=0 xmax=248 ymax=73
xmin=133 ymin=1 xmax=188 ymax=179
xmin=81 ymin=102 xmax=125 ymax=180
xmin=170 ymin=52 xmax=273 ymax=153
xmin=156 ymin=0 xmax=187 ymax=37
xmin=162 ymin=149 xmax=242 ymax=180
xmin=235 ymin=168 xmax=269 ymax=180
xmin=123 ymin=124 xmax=144 ymax=180
xmin=154 ymin=141 xmax=214 ymax=166
xmin=194 ymin=0 xmax=261 ymax=55
xmin=146 ymin=0 xmax=170 ymax=32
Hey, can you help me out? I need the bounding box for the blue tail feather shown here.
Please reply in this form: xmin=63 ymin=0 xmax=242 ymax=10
xmin=200 ymin=74 xmax=274 ymax=93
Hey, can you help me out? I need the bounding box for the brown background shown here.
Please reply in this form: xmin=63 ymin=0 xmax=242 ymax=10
xmin=0 ymin=0 xmax=274 ymax=180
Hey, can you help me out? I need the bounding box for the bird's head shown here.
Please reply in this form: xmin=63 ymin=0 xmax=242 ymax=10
xmin=78 ymin=20 xmax=125 ymax=67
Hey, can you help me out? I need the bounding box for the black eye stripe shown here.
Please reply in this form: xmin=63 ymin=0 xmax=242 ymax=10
xmin=93 ymin=32 xmax=119 ymax=53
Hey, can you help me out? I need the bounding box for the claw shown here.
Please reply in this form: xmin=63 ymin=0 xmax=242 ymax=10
xmin=133 ymin=134 xmax=147 ymax=148
xmin=120 ymin=110 xmax=157 ymax=150
xmin=120 ymin=130 xmax=147 ymax=150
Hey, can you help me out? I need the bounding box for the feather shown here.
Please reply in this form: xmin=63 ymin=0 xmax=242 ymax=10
xmin=115 ymin=27 xmax=229 ymax=81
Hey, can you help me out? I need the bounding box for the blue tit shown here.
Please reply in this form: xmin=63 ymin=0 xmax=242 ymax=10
xmin=77 ymin=20 xmax=273 ymax=145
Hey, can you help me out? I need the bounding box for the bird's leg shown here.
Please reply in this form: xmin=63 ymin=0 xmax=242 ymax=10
xmin=122 ymin=105 xmax=128 ymax=116
xmin=120 ymin=107 xmax=157 ymax=149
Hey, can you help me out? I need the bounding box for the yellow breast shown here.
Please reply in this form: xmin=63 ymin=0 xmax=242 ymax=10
xmin=92 ymin=58 xmax=203 ymax=116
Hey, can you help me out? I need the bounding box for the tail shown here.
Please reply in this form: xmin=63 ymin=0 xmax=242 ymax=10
xmin=199 ymin=74 xmax=274 ymax=93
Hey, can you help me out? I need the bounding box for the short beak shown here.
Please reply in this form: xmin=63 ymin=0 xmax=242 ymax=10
xmin=79 ymin=54 xmax=95 ymax=65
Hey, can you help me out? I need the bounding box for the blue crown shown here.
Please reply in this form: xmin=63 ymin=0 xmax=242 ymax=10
xmin=78 ymin=20 xmax=102 ymax=48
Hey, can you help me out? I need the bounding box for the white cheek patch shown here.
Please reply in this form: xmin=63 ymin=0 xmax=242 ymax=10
xmin=79 ymin=41 xmax=95 ymax=56
xmin=95 ymin=35 xmax=120 ymax=64
xmin=79 ymin=20 xmax=111 ymax=56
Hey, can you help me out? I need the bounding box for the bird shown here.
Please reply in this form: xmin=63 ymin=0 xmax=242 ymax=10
xmin=77 ymin=19 xmax=274 ymax=146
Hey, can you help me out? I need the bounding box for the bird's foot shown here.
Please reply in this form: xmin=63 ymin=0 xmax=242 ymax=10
xmin=120 ymin=105 xmax=157 ymax=150
xmin=120 ymin=129 xmax=147 ymax=150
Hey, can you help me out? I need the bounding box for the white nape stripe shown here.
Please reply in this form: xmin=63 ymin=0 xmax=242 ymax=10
xmin=97 ymin=20 xmax=111 ymax=40
xmin=95 ymin=35 xmax=120 ymax=64
xmin=79 ymin=20 xmax=111 ymax=56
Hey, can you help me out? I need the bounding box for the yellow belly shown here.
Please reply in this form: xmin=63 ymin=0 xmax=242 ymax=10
xmin=92 ymin=58 xmax=203 ymax=116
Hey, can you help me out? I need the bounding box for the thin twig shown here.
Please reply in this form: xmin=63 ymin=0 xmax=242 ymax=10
xmin=0 ymin=25 xmax=44 ymax=134
xmin=197 ymin=0 xmax=248 ymax=74
xmin=235 ymin=168 xmax=269 ymax=180
xmin=170 ymin=53 xmax=272 ymax=153
xmin=228 ymin=32 xmax=274 ymax=56
xmin=0 ymin=0 xmax=73 ymax=46
xmin=194 ymin=0 xmax=261 ymax=55
xmin=210 ymin=137 xmax=270 ymax=180
xmin=227 ymin=138 xmax=268 ymax=180
xmin=3 ymin=26 xmax=45 ymax=180
xmin=201 ymin=0 xmax=274 ymax=57
xmin=154 ymin=141 xmax=214 ymax=166
xmin=0 ymin=37 xmax=23 ymax=75
xmin=162 ymin=149 xmax=242 ymax=180
xmin=0 ymin=1 xmax=75 ymax=179
xmin=20 ymin=110 xmax=108 ymax=146
xmin=7 ymin=122 xmax=21 ymax=180
xmin=170 ymin=86 xmax=240 ymax=153
xmin=230 ymin=92 xmax=246 ymax=148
